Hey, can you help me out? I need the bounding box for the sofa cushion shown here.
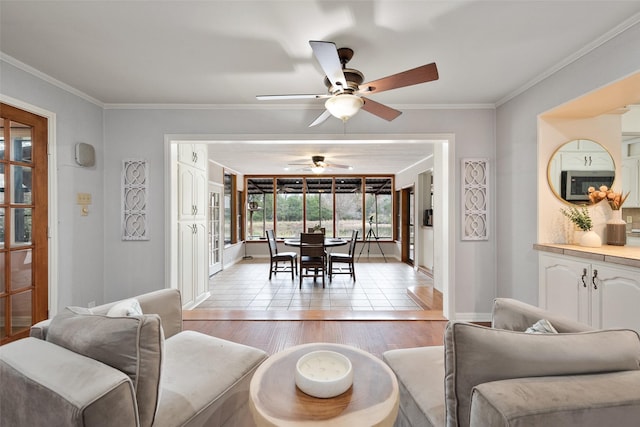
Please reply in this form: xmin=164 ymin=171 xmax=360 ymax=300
xmin=383 ymin=346 xmax=445 ymax=427
xmin=444 ymin=322 xmax=640 ymax=427
xmin=47 ymin=307 xmax=164 ymax=427
xmin=154 ymin=330 xmax=268 ymax=427
xmin=470 ymin=371 xmax=640 ymax=427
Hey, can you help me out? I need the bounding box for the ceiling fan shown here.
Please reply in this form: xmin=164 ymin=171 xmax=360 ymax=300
xmin=289 ymin=155 xmax=352 ymax=174
xmin=257 ymin=40 xmax=439 ymax=127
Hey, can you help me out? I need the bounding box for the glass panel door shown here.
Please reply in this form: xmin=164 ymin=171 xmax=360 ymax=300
xmin=208 ymin=185 xmax=222 ymax=276
xmin=1 ymin=104 xmax=48 ymax=344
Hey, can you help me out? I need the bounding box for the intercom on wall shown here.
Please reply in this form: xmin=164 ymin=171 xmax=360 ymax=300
xmin=75 ymin=142 xmax=95 ymax=167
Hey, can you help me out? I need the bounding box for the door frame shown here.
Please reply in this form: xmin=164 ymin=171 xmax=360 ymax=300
xmin=400 ymin=186 xmax=414 ymax=265
xmin=165 ymin=133 xmax=455 ymax=320
xmin=0 ymin=94 xmax=59 ymax=317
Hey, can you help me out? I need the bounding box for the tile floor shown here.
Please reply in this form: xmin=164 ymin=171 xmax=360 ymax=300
xmin=197 ymin=259 xmax=433 ymax=311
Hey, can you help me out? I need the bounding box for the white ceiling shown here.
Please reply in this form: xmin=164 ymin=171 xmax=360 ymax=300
xmin=2 ymin=1 xmax=639 ymax=174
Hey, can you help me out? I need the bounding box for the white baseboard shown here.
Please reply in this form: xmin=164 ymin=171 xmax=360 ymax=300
xmin=453 ymin=312 xmax=492 ymax=323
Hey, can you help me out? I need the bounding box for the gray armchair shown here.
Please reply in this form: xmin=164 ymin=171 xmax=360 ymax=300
xmin=1 ymin=289 xmax=268 ymax=427
xmin=383 ymin=298 xmax=640 ymax=427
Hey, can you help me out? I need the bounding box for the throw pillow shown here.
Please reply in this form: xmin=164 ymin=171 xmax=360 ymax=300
xmin=524 ymin=318 xmax=558 ymax=334
xmin=107 ymin=298 xmax=143 ymax=317
xmin=47 ymin=307 xmax=163 ymax=427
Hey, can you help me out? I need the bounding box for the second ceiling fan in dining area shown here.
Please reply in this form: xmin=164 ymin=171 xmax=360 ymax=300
xmin=257 ymin=40 xmax=439 ymax=127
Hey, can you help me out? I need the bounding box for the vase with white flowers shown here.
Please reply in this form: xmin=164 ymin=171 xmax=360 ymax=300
xmin=560 ymin=206 xmax=601 ymax=247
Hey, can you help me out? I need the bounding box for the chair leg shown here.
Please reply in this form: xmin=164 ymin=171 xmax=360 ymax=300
xmin=269 ymin=260 xmax=273 ymax=280
xmin=290 ymin=259 xmax=294 ymax=280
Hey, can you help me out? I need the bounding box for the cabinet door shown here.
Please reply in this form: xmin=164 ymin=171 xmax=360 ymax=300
xmin=621 ymin=159 xmax=639 ymax=208
xmin=591 ymin=263 xmax=640 ymax=332
xmin=192 ymin=168 xmax=207 ymax=221
xmin=561 ymin=152 xmax=613 ymax=170
xmin=539 ymin=255 xmax=589 ymax=323
xmin=178 ymin=223 xmax=196 ymax=306
xmin=194 ymin=222 xmax=208 ymax=298
xmin=178 ymin=164 xmax=196 ymax=219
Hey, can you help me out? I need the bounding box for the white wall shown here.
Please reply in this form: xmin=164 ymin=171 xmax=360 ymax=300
xmin=3 ymin=55 xmax=496 ymax=319
xmin=0 ymin=59 xmax=106 ymax=311
xmin=496 ymin=22 xmax=640 ymax=304
xmin=105 ymin=107 xmax=496 ymax=317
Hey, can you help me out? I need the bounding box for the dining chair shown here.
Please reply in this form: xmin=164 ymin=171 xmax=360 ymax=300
xmin=299 ymin=233 xmax=326 ymax=288
xmin=329 ymin=230 xmax=358 ymax=282
xmin=266 ymin=230 xmax=297 ymax=280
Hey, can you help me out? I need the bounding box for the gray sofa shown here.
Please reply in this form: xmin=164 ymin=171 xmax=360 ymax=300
xmin=0 ymin=289 xmax=268 ymax=427
xmin=383 ymin=298 xmax=640 ymax=427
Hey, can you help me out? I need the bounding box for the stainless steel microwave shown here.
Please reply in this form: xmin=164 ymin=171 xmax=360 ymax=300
xmin=560 ymin=170 xmax=615 ymax=202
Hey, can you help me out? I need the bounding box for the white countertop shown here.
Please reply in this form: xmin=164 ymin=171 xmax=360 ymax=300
xmin=534 ymin=243 xmax=640 ymax=269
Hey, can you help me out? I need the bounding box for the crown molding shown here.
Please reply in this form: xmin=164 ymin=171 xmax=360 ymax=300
xmin=496 ymin=12 xmax=640 ymax=107
xmin=103 ymin=102 xmax=495 ymax=110
xmin=1 ymin=52 xmax=104 ymax=108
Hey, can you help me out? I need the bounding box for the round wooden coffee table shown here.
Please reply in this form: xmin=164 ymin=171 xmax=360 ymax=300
xmin=249 ymin=343 xmax=399 ymax=427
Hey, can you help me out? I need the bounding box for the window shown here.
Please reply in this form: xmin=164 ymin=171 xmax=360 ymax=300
xmin=335 ymin=177 xmax=362 ymax=238
xmin=245 ymin=175 xmax=394 ymax=241
xmin=276 ymin=177 xmax=303 ymax=239
xmin=305 ymin=177 xmax=333 ymax=235
xmin=246 ymin=178 xmax=273 ymax=240
xmin=365 ymin=178 xmax=393 ymax=239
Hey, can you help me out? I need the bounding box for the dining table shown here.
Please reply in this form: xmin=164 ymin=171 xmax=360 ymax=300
xmin=283 ymin=237 xmax=349 ymax=249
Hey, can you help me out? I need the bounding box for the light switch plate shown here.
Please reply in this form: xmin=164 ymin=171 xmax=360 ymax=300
xmin=627 ymin=216 xmax=633 ymax=223
xmin=77 ymin=192 xmax=92 ymax=205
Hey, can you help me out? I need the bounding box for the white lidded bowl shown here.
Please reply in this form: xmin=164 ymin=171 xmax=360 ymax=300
xmin=295 ymin=350 xmax=353 ymax=398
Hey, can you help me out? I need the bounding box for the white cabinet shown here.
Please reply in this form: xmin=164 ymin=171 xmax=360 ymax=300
xmin=560 ymin=151 xmax=614 ymax=171
xmin=539 ymin=253 xmax=640 ymax=332
xmin=621 ymin=158 xmax=639 ymax=207
xmin=178 ymin=163 xmax=207 ymax=221
xmin=178 ymin=222 xmax=207 ymax=307
xmin=178 ymin=143 xmax=207 ymax=171
xmin=175 ymin=143 xmax=209 ymax=308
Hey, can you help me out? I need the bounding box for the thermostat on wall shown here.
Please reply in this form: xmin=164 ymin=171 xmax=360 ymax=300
xmin=75 ymin=143 xmax=95 ymax=167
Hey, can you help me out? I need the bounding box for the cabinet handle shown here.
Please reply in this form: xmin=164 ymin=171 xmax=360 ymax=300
xmin=192 ymin=152 xmax=198 ymax=163
xmin=192 ymin=224 xmax=197 ymax=234
xmin=592 ymin=269 xmax=598 ymax=290
xmin=589 ymin=155 xmax=592 ymax=166
xmin=581 ymin=268 xmax=587 ymax=287
xmin=584 ymin=156 xmax=588 ymax=166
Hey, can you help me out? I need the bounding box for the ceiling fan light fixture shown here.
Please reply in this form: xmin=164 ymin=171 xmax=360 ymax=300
xmin=310 ymin=165 xmax=325 ymax=174
xmin=324 ymin=94 xmax=364 ymax=121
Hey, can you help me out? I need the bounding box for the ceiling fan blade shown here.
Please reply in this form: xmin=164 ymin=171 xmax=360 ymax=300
xmin=359 ymin=63 xmax=438 ymax=95
xmin=361 ymin=97 xmax=402 ymax=121
xmin=309 ymin=41 xmax=348 ymax=91
xmin=256 ymin=94 xmax=329 ymax=100
xmin=308 ymin=110 xmax=332 ymax=127
xmin=327 ymin=163 xmax=352 ymax=169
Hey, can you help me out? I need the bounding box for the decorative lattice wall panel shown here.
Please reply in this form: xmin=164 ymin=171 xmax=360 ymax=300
xmin=122 ymin=159 xmax=149 ymax=241
xmin=462 ymin=158 xmax=489 ymax=241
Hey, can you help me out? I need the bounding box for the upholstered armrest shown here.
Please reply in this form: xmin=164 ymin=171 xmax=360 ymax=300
xmin=491 ymin=297 xmax=593 ymax=332
xmin=469 ymin=371 xmax=640 ymax=427
xmin=30 ymin=318 xmax=52 ymax=340
xmin=92 ymin=288 xmax=183 ymax=338
xmin=444 ymin=322 xmax=640 ymax=427
xmin=0 ymin=338 xmax=139 ymax=427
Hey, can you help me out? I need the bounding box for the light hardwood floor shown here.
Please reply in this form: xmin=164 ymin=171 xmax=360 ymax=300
xmin=183 ymin=319 xmax=448 ymax=359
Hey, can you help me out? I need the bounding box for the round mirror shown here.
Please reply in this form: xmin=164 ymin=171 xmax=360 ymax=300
xmin=547 ymin=139 xmax=615 ymax=205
